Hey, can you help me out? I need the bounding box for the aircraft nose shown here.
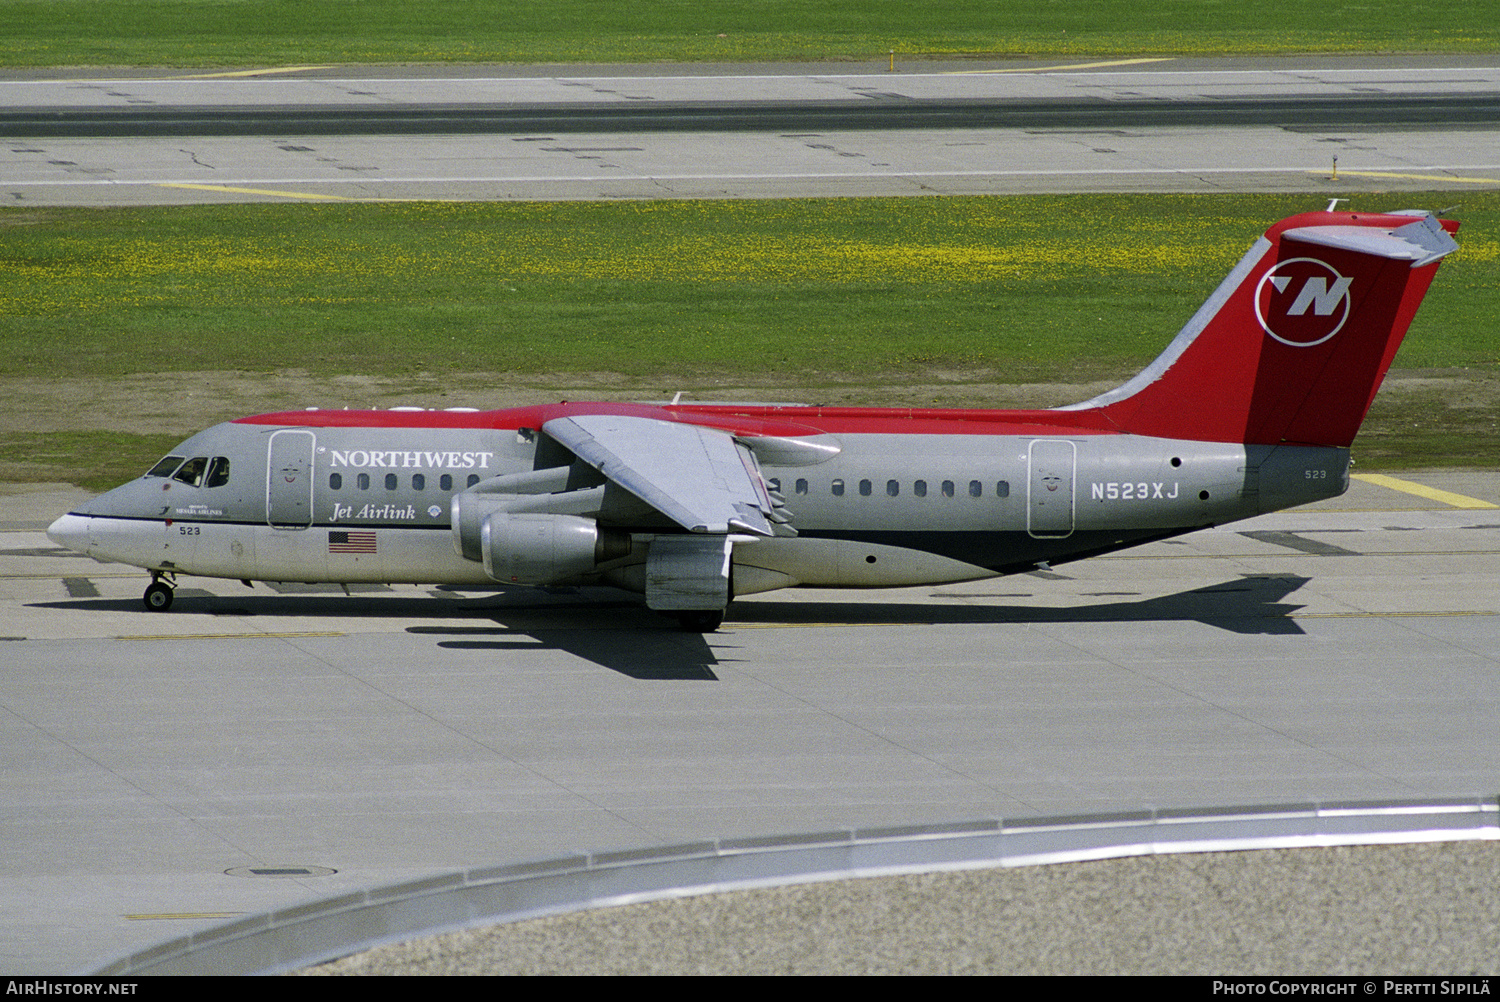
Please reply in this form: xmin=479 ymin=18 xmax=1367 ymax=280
xmin=46 ymin=513 xmax=91 ymax=554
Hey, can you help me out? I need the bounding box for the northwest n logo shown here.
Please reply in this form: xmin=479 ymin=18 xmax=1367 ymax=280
xmin=1254 ymin=257 xmax=1352 ymax=348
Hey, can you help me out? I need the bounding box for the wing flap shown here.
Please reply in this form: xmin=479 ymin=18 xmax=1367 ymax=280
xmin=542 ymin=414 xmax=775 ymax=536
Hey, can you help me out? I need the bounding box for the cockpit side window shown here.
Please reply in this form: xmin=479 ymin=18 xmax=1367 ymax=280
xmin=205 ymin=457 xmax=231 ymax=488
xmin=172 ymin=457 xmax=208 ymax=487
xmin=147 ymin=455 xmax=186 ymax=478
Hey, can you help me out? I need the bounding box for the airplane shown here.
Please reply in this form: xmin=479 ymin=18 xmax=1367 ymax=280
xmin=47 ymin=207 xmax=1460 ymax=631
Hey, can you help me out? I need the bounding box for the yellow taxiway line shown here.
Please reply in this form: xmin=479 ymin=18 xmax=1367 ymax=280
xmin=959 ymin=58 xmax=1173 ymax=74
xmin=171 ymin=66 xmax=335 ymax=80
xmin=1311 ymin=169 xmax=1500 ymax=185
xmin=157 ymin=183 xmax=353 ymax=201
xmin=1352 ymin=473 xmax=1498 ymax=509
xmin=1290 ymin=610 xmax=1495 ymax=619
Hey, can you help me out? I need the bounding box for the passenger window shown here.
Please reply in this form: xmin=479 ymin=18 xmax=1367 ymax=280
xmin=832 ymin=479 xmax=845 ymax=497
xmin=147 ymin=455 xmax=185 ymax=478
xmin=914 ymin=480 xmax=927 ymax=497
xmin=329 ymin=473 xmax=343 ymax=490
xmin=467 ymin=474 xmax=480 ymax=488
xmin=795 ymin=478 xmax=808 ymax=495
xmin=969 ymin=480 xmax=983 ymax=498
xmin=996 ymin=480 xmax=1010 ymax=498
xmin=886 ymin=480 xmax=899 ymax=497
xmin=413 ymin=474 xmax=425 ymax=491
xmin=858 ymin=479 xmax=872 ymax=497
xmin=941 ymin=480 xmax=955 ymax=498
xmin=385 ymin=473 xmax=398 ymax=491
xmin=440 ymin=474 xmax=453 ymax=492
xmin=767 ymin=478 xmax=781 ymax=493
xmin=205 ymin=457 xmax=231 ymax=488
xmin=172 ymin=457 xmax=207 ymax=487
xmin=357 ymin=473 xmax=370 ymax=491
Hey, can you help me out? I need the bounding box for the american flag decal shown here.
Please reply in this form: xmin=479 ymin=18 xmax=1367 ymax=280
xmin=328 ymin=530 xmax=377 ymax=554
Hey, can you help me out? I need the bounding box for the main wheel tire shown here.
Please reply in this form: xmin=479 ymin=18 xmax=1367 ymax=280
xmin=676 ymin=610 xmax=723 ymax=633
xmin=143 ymin=582 xmax=174 ymax=612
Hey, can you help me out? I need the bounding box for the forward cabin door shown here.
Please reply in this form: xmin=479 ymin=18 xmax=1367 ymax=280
xmin=267 ymin=430 xmax=316 ymax=529
xmin=1027 ymin=439 xmax=1076 ymax=538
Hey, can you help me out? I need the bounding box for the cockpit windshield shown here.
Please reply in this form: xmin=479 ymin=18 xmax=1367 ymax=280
xmin=172 ymin=457 xmax=208 ymax=487
xmin=146 ymin=455 xmax=185 ymax=478
xmin=205 ymin=457 xmax=231 ymax=488
xmin=145 ymin=455 xmax=231 ymax=487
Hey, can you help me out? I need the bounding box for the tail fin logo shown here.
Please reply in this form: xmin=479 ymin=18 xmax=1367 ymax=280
xmin=1254 ymin=257 xmax=1352 ymax=347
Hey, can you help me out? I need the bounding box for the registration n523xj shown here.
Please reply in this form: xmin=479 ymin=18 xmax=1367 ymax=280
xmin=1091 ymin=481 xmax=1180 ymax=501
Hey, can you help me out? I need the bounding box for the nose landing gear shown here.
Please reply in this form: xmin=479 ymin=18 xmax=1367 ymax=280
xmin=143 ymin=572 xmax=175 ymax=612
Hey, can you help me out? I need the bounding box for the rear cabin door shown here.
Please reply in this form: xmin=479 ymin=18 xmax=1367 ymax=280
xmin=1027 ymin=439 xmax=1076 ymax=538
xmin=267 ymin=430 xmax=316 ymax=529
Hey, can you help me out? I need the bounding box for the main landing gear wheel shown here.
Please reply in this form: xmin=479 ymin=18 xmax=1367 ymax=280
xmin=676 ymin=610 xmax=724 ymax=633
xmin=143 ymin=580 xmax=174 ymax=612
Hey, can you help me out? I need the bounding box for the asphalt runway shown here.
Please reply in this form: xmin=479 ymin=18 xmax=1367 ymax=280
xmin=5 ymin=472 xmax=1500 ymax=972
xmin=5 ymin=57 xmax=1500 ymax=974
xmin=5 ymin=56 xmax=1500 ymax=205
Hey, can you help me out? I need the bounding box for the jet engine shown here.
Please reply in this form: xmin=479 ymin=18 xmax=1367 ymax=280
xmin=480 ymin=512 xmax=630 ymax=585
xmin=451 ymin=490 xmax=507 ymax=562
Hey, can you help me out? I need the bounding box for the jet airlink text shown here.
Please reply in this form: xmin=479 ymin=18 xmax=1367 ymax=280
xmin=327 ymin=449 xmax=495 ymax=470
xmin=331 ymin=503 xmax=419 ymax=522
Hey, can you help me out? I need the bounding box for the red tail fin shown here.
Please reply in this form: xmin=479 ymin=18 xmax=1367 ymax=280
xmin=1066 ymin=210 xmax=1459 ymax=446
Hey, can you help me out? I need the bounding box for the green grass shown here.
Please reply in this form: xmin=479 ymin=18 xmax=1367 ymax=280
xmin=4 ymin=193 xmax=1497 ymax=382
xmin=2 ymin=0 xmax=1498 ymax=67
xmin=0 ymin=432 xmax=182 ymax=492
xmin=1358 ymin=382 xmax=1500 ymax=471
xmin=4 ymin=192 xmax=1497 ymax=478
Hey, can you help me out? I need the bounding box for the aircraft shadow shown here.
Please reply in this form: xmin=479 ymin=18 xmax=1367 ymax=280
xmin=34 ymin=573 xmax=1308 ymax=679
xmin=32 ymin=588 xmax=724 ymax=681
xmin=736 ymin=573 xmax=1312 ymax=636
xmin=415 ymin=626 xmax=722 ymax=681
xmin=30 ymin=586 xmax=641 ymax=622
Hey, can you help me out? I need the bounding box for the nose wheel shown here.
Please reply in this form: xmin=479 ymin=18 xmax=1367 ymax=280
xmin=143 ymin=574 xmax=175 ymax=612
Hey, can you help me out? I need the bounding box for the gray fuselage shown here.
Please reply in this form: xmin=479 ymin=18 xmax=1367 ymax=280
xmin=49 ymin=405 xmax=1349 ymax=595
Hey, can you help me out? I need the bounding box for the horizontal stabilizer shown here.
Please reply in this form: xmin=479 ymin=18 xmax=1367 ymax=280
xmin=1281 ymin=214 xmax=1458 ymax=267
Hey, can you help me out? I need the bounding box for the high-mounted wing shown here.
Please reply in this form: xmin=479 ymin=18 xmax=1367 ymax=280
xmin=541 ymin=414 xmax=777 ymax=536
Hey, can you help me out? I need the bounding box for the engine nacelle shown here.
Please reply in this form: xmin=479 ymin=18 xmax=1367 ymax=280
xmin=451 ymin=490 xmax=508 ymax=562
xmin=451 ymin=472 xmax=605 ymax=562
xmin=480 ymin=512 xmax=629 ymax=585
